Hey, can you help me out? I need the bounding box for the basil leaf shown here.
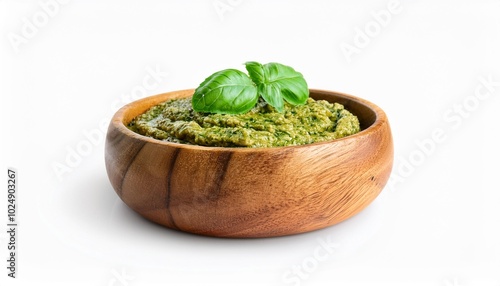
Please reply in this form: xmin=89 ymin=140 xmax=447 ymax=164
xmin=192 ymin=69 xmax=259 ymax=114
xmin=261 ymin=83 xmax=285 ymax=113
xmin=245 ymin=61 xmax=309 ymax=112
xmin=244 ymin=62 xmax=284 ymax=111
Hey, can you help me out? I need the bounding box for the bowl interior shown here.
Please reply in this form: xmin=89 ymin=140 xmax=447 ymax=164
xmin=120 ymin=89 xmax=378 ymax=133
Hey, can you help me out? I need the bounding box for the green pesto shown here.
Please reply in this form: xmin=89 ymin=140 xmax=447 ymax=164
xmin=127 ymin=97 xmax=360 ymax=148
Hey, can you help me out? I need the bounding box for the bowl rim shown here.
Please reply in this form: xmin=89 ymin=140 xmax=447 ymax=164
xmin=109 ymin=88 xmax=388 ymax=152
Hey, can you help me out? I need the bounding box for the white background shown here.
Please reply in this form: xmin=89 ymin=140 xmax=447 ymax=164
xmin=1 ymin=0 xmax=500 ymax=285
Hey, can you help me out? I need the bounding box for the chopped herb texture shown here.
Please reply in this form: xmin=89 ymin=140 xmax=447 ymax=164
xmin=128 ymin=96 xmax=360 ymax=148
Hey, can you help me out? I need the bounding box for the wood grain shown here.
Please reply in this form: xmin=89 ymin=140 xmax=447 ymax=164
xmin=105 ymin=89 xmax=394 ymax=238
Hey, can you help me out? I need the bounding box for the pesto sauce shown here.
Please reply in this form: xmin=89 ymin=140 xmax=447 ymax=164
xmin=128 ymin=97 xmax=360 ymax=148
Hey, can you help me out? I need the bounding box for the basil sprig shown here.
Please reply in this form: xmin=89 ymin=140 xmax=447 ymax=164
xmin=192 ymin=62 xmax=308 ymax=114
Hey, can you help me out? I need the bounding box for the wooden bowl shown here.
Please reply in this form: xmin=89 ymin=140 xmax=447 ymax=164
xmin=105 ymin=89 xmax=393 ymax=238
